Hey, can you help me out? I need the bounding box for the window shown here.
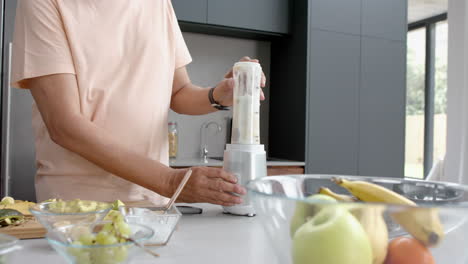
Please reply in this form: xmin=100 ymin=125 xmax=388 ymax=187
xmin=405 ymin=14 xmax=448 ymax=179
xmin=433 ymin=21 xmax=448 ymax=164
xmin=405 ymin=28 xmax=426 ymax=179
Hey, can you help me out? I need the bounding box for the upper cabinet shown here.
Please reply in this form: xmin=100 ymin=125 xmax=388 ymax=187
xmin=361 ymin=0 xmax=407 ymax=41
xmin=172 ymin=0 xmax=290 ymax=34
xmin=172 ymin=0 xmax=208 ymax=24
xmin=309 ymin=0 xmax=361 ymax=35
xmin=206 ymin=0 xmax=290 ymax=34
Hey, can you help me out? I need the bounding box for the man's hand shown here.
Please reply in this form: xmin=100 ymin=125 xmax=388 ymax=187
xmin=212 ymin=56 xmax=267 ymax=107
xmin=171 ymin=167 xmax=247 ymax=206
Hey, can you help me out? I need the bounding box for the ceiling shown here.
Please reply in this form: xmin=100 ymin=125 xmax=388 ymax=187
xmin=408 ymin=0 xmax=448 ymax=24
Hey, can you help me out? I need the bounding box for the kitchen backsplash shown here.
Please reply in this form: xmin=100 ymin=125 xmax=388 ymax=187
xmin=168 ymin=32 xmax=271 ymax=159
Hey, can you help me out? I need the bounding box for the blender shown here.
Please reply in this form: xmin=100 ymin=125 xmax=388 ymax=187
xmin=222 ymin=61 xmax=267 ymax=217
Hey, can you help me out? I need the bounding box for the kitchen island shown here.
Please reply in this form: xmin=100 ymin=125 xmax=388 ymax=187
xmin=12 ymin=204 xmax=279 ymax=264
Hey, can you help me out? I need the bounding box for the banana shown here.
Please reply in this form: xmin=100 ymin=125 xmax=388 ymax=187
xmin=349 ymin=205 xmax=388 ymax=264
xmin=318 ymin=187 xmax=358 ymax=202
xmin=333 ymin=178 xmax=444 ymax=247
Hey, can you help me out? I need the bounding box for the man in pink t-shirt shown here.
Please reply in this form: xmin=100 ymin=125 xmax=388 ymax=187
xmin=11 ymin=0 xmax=265 ymax=205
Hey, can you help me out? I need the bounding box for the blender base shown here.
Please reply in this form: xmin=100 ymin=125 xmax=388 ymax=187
xmin=221 ymin=144 xmax=267 ymax=217
xmin=222 ymin=205 xmax=256 ymax=217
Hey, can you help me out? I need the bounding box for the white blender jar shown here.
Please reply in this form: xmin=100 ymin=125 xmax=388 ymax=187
xmin=222 ymin=61 xmax=267 ymax=217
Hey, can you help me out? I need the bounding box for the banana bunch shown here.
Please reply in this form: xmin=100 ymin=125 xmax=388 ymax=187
xmin=320 ymin=188 xmax=388 ymax=264
xmin=332 ymin=178 xmax=444 ymax=247
xmin=349 ymin=205 xmax=388 ymax=264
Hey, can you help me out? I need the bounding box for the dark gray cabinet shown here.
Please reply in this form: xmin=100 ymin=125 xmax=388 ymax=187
xmin=270 ymin=0 xmax=408 ymax=178
xmin=310 ymin=0 xmax=361 ymax=35
xmin=358 ymin=37 xmax=406 ymax=177
xmin=307 ymin=30 xmax=360 ymax=175
xmin=207 ymin=0 xmax=289 ymax=34
xmin=362 ymin=0 xmax=407 ymax=41
xmin=172 ymin=0 xmax=207 ymax=24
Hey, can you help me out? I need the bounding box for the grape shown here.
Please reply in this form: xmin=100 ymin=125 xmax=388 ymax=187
xmin=95 ymin=232 xmax=118 ymax=245
xmin=68 ymin=241 xmax=83 ymax=255
xmin=91 ymin=248 xmax=116 ymax=264
xmin=115 ymin=220 xmax=131 ymax=238
xmin=114 ymin=246 xmax=129 ymax=262
xmin=101 ymin=223 xmax=114 ymax=233
xmin=66 ymin=208 xmax=132 ymax=263
xmin=78 ymin=233 xmax=96 ymax=246
xmin=74 ymin=249 xmax=91 ymax=264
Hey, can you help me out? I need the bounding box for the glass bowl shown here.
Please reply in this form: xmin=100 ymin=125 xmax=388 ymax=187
xmin=0 ymin=234 xmax=22 ymax=264
xmin=120 ymin=206 xmax=181 ymax=246
xmin=30 ymin=200 xmax=113 ymax=231
xmin=247 ymin=174 xmax=468 ymax=264
xmin=46 ymin=221 xmax=154 ymax=264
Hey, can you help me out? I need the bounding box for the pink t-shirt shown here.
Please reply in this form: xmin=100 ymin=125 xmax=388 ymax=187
xmin=11 ymin=0 xmax=192 ymax=204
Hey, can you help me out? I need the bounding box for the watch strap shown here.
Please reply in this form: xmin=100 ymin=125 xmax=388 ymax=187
xmin=208 ymin=87 xmax=229 ymax=111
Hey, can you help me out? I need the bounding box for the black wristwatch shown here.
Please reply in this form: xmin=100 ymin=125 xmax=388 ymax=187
xmin=208 ymin=87 xmax=229 ymax=111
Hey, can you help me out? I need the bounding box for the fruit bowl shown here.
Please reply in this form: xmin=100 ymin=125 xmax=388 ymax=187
xmin=46 ymin=221 xmax=154 ymax=264
xmin=30 ymin=200 xmax=113 ymax=231
xmin=246 ymin=175 xmax=468 ymax=264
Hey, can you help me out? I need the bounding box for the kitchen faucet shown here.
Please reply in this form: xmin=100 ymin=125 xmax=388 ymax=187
xmin=200 ymin=121 xmax=222 ymax=163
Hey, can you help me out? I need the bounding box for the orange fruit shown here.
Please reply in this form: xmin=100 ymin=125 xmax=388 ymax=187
xmin=385 ymin=237 xmax=435 ymax=264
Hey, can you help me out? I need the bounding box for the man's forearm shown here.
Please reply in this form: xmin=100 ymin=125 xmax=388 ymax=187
xmin=53 ymin=115 xmax=176 ymax=198
xmin=170 ymin=83 xmax=217 ymax=115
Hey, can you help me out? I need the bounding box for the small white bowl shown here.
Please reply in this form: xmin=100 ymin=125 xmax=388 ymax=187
xmin=120 ymin=206 xmax=181 ymax=246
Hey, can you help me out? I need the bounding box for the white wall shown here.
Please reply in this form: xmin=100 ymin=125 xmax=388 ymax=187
xmin=168 ymin=32 xmax=271 ymax=159
xmin=444 ymin=0 xmax=468 ymax=183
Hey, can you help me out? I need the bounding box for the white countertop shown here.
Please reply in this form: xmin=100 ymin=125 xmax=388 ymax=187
xmin=11 ymin=204 xmax=279 ymax=264
xmin=8 ymin=203 xmax=467 ymax=263
xmin=170 ymin=157 xmax=305 ymax=167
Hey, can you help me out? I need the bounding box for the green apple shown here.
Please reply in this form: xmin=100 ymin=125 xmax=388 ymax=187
xmin=292 ymin=207 xmax=372 ymax=264
xmin=290 ymin=194 xmax=337 ymax=237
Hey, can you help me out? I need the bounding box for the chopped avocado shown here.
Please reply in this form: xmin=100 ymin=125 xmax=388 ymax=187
xmin=104 ymin=210 xmax=124 ymax=222
xmin=1 ymin=201 xmax=35 ymax=216
xmin=47 ymin=199 xmax=112 ymax=213
xmin=76 ymin=200 xmax=98 ymax=212
xmin=0 ymin=197 xmax=15 ymax=205
xmin=0 ymin=209 xmax=24 ymax=226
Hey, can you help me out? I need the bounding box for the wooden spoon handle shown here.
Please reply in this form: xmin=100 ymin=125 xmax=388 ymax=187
xmin=165 ymin=169 xmax=192 ymax=210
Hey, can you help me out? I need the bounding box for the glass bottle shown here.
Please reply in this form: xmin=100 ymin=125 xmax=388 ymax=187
xmin=168 ymin=122 xmax=178 ymax=159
